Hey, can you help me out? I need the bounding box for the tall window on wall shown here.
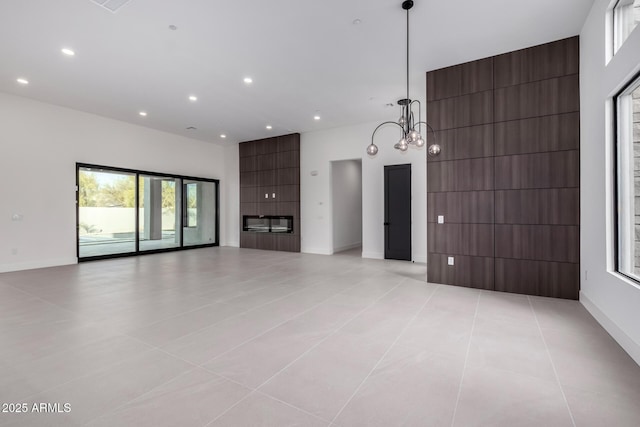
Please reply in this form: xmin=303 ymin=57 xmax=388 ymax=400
xmin=614 ymin=0 xmax=640 ymax=53
xmin=616 ymin=74 xmax=640 ymax=281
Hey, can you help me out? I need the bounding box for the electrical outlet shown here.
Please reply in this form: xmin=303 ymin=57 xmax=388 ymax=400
xmin=448 ymin=256 xmax=454 ymax=266
xmin=437 ymin=215 xmax=444 ymax=224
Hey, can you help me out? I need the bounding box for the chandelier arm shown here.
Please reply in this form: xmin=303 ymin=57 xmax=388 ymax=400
xmin=415 ymin=121 xmax=436 ymax=144
xmin=410 ymin=100 xmax=422 ymax=132
xmin=371 ymin=121 xmax=404 ymax=145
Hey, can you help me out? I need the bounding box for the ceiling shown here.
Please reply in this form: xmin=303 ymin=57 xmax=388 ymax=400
xmin=0 ymin=0 xmax=594 ymax=145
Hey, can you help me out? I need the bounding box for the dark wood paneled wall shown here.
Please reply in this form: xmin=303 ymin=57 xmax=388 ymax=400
xmin=239 ymin=133 xmax=301 ymax=252
xmin=426 ymin=37 xmax=579 ymax=299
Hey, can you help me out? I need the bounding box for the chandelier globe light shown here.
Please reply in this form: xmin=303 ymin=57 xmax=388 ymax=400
xmin=366 ymin=0 xmax=439 ymax=157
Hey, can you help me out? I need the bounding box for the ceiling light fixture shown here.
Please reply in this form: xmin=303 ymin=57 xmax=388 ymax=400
xmin=139 ymin=111 xmax=147 ymax=117
xmin=366 ymin=0 xmax=437 ymax=157
xmin=243 ymin=77 xmax=253 ymax=84
xmin=16 ymin=78 xmax=29 ymax=85
xmin=313 ymin=115 xmax=321 ymax=121
xmin=188 ymin=95 xmax=198 ymax=101
xmin=220 ymin=134 xmax=227 ymax=139
xmin=61 ymin=48 xmax=75 ymax=56
xmin=266 ymin=125 xmax=273 ymax=130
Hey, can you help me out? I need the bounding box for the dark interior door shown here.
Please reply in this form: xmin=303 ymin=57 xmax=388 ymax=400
xmin=384 ymin=164 xmax=411 ymax=260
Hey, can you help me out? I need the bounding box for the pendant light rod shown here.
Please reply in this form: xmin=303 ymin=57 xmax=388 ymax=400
xmin=406 ymin=1 xmax=410 ymax=108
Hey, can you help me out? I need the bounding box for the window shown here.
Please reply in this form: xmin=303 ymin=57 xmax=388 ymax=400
xmin=614 ymin=0 xmax=640 ymax=53
xmin=616 ymin=74 xmax=640 ymax=281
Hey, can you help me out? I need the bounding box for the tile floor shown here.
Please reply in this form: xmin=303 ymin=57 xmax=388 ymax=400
xmin=0 ymin=247 xmax=639 ymax=426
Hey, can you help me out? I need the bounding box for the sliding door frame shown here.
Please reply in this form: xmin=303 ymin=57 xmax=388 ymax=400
xmin=76 ymin=163 xmax=220 ymax=262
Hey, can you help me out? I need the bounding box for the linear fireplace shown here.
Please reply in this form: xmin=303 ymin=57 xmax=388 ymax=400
xmin=243 ymin=216 xmax=293 ymax=234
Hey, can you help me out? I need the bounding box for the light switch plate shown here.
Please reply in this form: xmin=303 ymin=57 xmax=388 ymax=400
xmin=448 ymin=256 xmax=454 ymax=266
xmin=437 ymin=215 xmax=444 ymax=224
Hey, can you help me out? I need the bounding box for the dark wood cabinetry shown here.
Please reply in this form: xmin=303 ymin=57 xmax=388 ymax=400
xmin=239 ymin=133 xmax=300 ymax=252
xmin=426 ymin=37 xmax=579 ymax=300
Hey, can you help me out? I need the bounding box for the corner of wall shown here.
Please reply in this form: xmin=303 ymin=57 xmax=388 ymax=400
xmin=581 ymin=290 xmax=640 ymax=365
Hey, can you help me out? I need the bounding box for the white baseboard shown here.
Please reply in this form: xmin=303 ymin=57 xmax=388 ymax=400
xmin=333 ymin=242 xmax=361 ymax=253
xmin=223 ymin=241 xmax=240 ymax=248
xmin=362 ymin=251 xmax=384 ymax=260
xmin=301 ymin=247 xmax=333 ymax=255
xmin=581 ymin=291 xmax=640 ymax=366
xmin=412 ymin=253 xmax=427 ymax=264
xmin=0 ymin=257 xmax=77 ymax=273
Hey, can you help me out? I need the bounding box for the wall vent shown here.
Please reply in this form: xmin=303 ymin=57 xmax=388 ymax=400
xmin=91 ymin=0 xmax=133 ymax=13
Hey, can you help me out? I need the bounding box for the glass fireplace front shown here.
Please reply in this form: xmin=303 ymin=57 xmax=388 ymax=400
xmin=243 ymin=216 xmax=293 ymax=234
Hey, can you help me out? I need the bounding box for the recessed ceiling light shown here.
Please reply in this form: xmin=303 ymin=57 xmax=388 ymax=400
xmin=314 ymin=115 xmax=321 ymax=121
xmin=61 ymin=48 xmax=75 ymax=56
xmin=16 ymin=78 xmax=29 ymax=85
xmin=220 ymin=134 xmax=227 ymax=139
xmin=186 ymin=126 xmax=197 ymax=130
xmin=353 ymin=18 xmax=362 ymax=25
xmin=169 ymin=25 xmax=177 ymax=31
xmin=188 ymin=95 xmax=198 ymax=102
xmin=139 ymin=111 xmax=147 ymax=117
xmin=266 ymin=125 xmax=273 ymax=130
xmin=243 ymin=77 xmax=253 ymax=84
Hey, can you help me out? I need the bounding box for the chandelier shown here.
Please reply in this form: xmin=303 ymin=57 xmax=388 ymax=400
xmin=366 ymin=0 xmax=439 ymax=157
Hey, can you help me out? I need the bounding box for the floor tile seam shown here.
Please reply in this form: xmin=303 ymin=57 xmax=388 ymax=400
xmin=449 ymin=288 xmax=482 ymax=427
xmin=244 ymin=285 xmax=399 ymax=418
xmin=155 ymin=279 xmax=344 ymax=349
xmin=195 ymin=279 xmax=368 ymax=367
xmin=16 ymin=345 xmax=178 ymax=406
xmin=216 ymin=281 xmax=324 ymax=308
xmin=79 ymin=366 xmax=202 ymax=426
xmin=200 ymin=282 xmax=405 ymax=427
xmin=4 ymin=328 xmax=161 ymax=384
xmin=5 ymin=282 xmax=86 ymax=318
xmin=193 ymin=282 xmax=274 ymax=300
xmin=247 ymin=281 xmax=405 ymax=407
xmin=196 ymin=385 xmax=332 ymax=427
xmin=329 ymin=282 xmax=442 ymax=423
xmin=528 ymin=295 xmax=577 ymax=427
xmin=123 ymin=302 xmax=225 ymax=334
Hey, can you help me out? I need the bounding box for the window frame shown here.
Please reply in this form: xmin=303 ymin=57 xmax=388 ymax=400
xmin=614 ymin=71 xmax=640 ymax=283
xmin=613 ymin=0 xmax=640 ymax=54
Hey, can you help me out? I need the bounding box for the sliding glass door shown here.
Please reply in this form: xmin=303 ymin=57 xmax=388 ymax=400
xmin=139 ymin=175 xmax=182 ymax=252
xmin=77 ymin=164 xmax=219 ymax=260
xmin=183 ymin=180 xmax=217 ymax=247
xmin=78 ymin=168 xmax=137 ymax=258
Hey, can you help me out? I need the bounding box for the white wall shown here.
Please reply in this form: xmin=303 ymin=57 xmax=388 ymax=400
xmin=0 ymin=92 xmax=231 ymax=273
xmin=580 ymin=0 xmax=640 ymax=364
xmin=301 ymin=121 xmax=427 ymax=262
xmin=331 ymin=159 xmax=362 ymax=253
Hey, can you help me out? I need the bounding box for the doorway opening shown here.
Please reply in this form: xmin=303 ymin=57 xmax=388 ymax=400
xmin=330 ymin=159 xmax=363 ymax=255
